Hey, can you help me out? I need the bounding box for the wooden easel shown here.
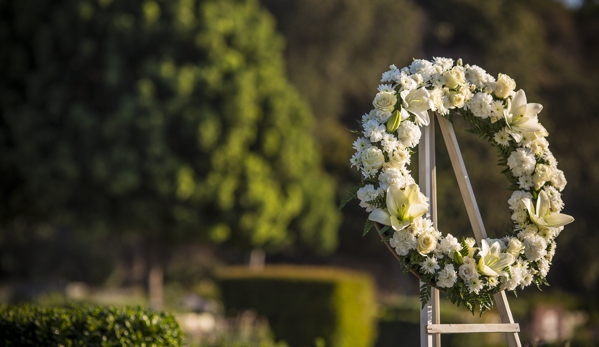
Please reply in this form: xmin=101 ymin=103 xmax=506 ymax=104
xmin=417 ymin=113 xmax=522 ymax=347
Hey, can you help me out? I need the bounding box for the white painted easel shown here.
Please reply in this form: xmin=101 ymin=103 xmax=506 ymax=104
xmin=417 ymin=113 xmax=522 ymax=347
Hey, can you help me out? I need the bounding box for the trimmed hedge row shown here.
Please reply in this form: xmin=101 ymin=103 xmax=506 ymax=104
xmin=219 ymin=265 xmax=377 ymax=347
xmin=0 ymin=305 xmax=184 ymax=346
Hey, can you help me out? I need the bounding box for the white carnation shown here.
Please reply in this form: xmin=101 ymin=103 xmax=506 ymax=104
xmin=508 ymin=191 xmax=533 ymax=211
xmin=379 ymin=167 xmax=407 ymax=191
xmin=523 ymin=235 xmax=548 ymax=262
xmin=550 ymin=169 xmax=567 ymax=191
xmin=356 ymin=184 xmax=384 ymax=212
xmin=390 ymin=229 xmax=417 ymax=256
xmin=396 ymin=121 xmax=421 ymax=148
xmin=467 ymin=92 xmax=493 ymax=119
xmin=440 ymin=235 xmax=461 ymax=255
xmin=433 ymin=57 xmax=454 ymax=71
xmin=465 ymin=65 xmax=495 ymax=88
xmin=507 ymin=148 xmax=536 ymax=177
xmin=436 ymin=264 xmax=457 ymax=288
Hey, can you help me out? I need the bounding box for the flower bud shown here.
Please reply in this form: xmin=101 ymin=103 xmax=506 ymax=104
xmin=386 ymin=110 xmax=401 ymax=133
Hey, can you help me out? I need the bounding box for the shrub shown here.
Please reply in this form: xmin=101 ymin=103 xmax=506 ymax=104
xmin=219 ymin=265 xmax=376 ymax=347
xmin=0 ymin=305 xmax=184 ymax=346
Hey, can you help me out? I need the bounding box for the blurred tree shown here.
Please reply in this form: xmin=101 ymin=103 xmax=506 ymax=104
xmin=0 ymin=0 xmax=340 ymax=306
xmin=259 ymin=0 xmax=426 ymax=266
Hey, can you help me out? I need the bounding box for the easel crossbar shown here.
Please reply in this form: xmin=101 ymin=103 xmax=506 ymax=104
xmin=427 ymin=323 xmax=520 ymax=334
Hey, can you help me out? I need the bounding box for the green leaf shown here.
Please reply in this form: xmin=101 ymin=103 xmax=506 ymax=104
xmin=338 ymin=185 xmax=361 ymax=211
xmin=363 ymin=219 xmax=374 ymax=237
xmin=378 ymin=225 xmax=390 ymax=235
xmin=419 ymin=283 xmax=431 ymax=308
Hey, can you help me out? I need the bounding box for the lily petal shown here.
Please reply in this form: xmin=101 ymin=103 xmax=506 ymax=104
xmin=369 ymin=208 xmax=391 ymax=226
xmin=544 ymin=213 xmax=575 ymax=228
xmin=386 ymin=184 xmax=408 ymax=217
xmin=537 ymin=191 xmax=551 ymax=219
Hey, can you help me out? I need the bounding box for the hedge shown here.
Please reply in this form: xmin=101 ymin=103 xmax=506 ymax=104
xmin=0 ymin=305 xmax=184 ymax=346
xmin=219 ymin=265 xmax=376 ymax=347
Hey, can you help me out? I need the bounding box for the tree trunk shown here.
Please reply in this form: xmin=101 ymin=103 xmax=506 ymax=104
xmin=146 ymin=237 xmax=164 ymax=311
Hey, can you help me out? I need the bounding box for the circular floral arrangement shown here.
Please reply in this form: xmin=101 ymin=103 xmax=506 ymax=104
xmin=344 ymin=57 xmax=574 ymax=315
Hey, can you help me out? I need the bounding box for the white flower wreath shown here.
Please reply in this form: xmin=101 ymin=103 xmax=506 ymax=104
xmin=342 ymin=57 xmax=575 ymax=315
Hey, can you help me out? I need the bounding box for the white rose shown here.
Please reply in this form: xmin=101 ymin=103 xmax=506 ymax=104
xmin=417 ymin=231 xmax=438 ymax=255
xmin=533 ymin=164 xmax=553 ymax=190
xmin=443 ymin=66 xmax=465 ymax=89
xmin=493 ymin=73 xmax=516 ymax=99
xmin=373 ymin=92 xmax=397 ymax=113
xmin=506 ymin=238 xmax=524 ymax=257
xmin=459 ymin=263 xmax=478 ymax=281
xmin=361 ymin=146 xmax=385 ymax=171
xmin=448 ymin=91 xmax=465 ymax=108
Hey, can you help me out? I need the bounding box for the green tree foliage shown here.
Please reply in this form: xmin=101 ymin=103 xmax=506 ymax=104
xmin=0 ymin=0 xmax=339 ymax=264
xmin=260 ymin=0 xmax=425 ymax=177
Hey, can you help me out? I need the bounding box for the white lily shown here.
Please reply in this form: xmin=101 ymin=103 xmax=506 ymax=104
xmin=504 ymin=90 xmax=546 ymax=143
xmin=523 ymin=190 xmax=574 ymax=231
xmin=477 ymin=240 xmax=515 ymax=277
xmin=400 ymin=88 xmax=433 ymax=126
xmin=369 ymin=183 xmax=429 ymax=231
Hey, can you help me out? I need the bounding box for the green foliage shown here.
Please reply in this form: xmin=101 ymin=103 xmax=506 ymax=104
xmin=0 ymin=0 xmax=340 ymax=253
xmin=219 ymin=266 xmax=377 ymax=347
xmin=0 ymin=305 xmax=183 ymax=346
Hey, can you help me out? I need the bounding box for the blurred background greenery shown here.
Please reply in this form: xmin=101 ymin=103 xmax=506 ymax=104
xmin=1 ymin=0 xmax=598 ymax=345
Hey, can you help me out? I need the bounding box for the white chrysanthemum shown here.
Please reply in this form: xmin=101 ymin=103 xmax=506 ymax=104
xmin=436 ymin=264 xmax=457 ymax=288
xmin=467 ymin=276 xmax=484 ymax=294
xmin=494 ymin=128 xmax=510 ymax=146
xmin=420 ymin=256 xmax=440 ymax=275
xmin=353 ymin=137 xmax=370 ymax=153
xmin=465 ymin=65 xmax=495 ymax=88
xmin=507 ymin=148 xmax=536 ymax=177
xmin=409 ymin=59 xmax=434 ymax=79
xmin=381 ymin=68 xmax=400 ymax=83
xmin=379 ymin=167 xmax=407 ymax=191
xmin=433 ymin=57 xmax=454 ymax=71
xmin=523 ymin=235 xmax=548 ymax=262
xmin=389 ymin=229 xmax=417 ymax=256
xmin=378 ymin=84 xmax=395 ymax=93
xmin=356 ymin=184 xmax=384 ymax=212
xmin=440 ymin=235 xmax=461 ymax=255
xmin=546 ymin=242 xmax=556 ymax=262
xmin=490 ymin=100 xmax=505 ymax=118
xmin=518 ymin=175 xmax=534 ymax=190
xmin=363 ymin=119 xmax=386 ymax=143
xmin=458 ymin=262 xmax=478 ymax=281
xmin=373 ymin=109 xmax=392 ymax=123
xmin=467 ymin=92 xmax=493 ymax=119
xmin=398 ymin=71 xmax=417 ymax=92
xmin=550 ymin=169 xmax=567 ymax=191
xmin=538 ymin=257 xmax=550 ymax=277
xmin=396 ymin=120 xmax=421 ymax=148
xmin=543 ymin=186 xmax=564 ymax=212
xmin=508 ymin=191 xmax=533 ymax=211
xmin=380 ymin=133 xmax=399 ymax=154
xmin=362 ymin=112 xmax=375 ymax=123
xmin=350 ymin=152 xmax=361 ymax=170
xmin=410 ymin=217 xmax=434 ymax=237
xmin=529 ymin=137 xmax=549 ymax=156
